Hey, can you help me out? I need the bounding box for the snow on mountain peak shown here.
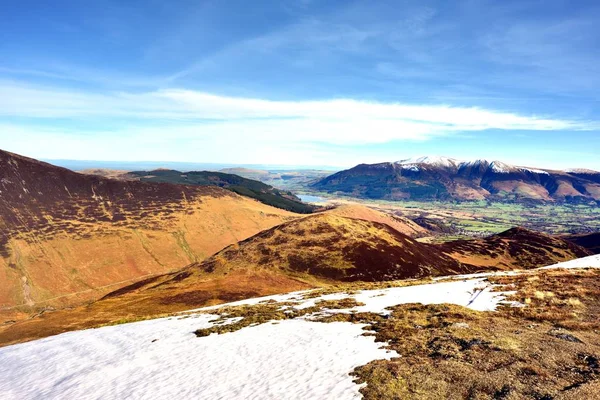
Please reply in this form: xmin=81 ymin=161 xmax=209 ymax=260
xmin=520 ymin=167 xmax=550 ymax=175
xmin=396 ymin=156 xmax=460 ymax=168
xmin=458 ymin=159 xmax=489 ymax=168
xmin=489 ymin=161 xmax=513 ymax=174
xmin=565 ymin=168 xmax=600 ymax=174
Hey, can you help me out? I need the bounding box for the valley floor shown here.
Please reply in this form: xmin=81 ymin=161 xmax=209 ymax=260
xmin=2 ymin=255 xmax=599 ymax=399
xmin=303 ymin=193 xmax=600 ymax=238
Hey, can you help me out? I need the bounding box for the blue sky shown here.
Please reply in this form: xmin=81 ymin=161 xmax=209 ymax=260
xmin=1 ymin=0 xmax=600 ymax=169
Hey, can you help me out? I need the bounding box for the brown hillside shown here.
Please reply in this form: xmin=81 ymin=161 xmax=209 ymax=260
xmin=0 ymin=149 xmax=298 ymax=318
xmin=323 ymin=204 xmax=428 ymax=237
xmin=0 ymin=213 xmax=465 ymax=346
xmin=0 ymin=216 xmax=592 ymax=347
xmin=196 ymin=213 xmax=465 ymax=281
xmin=438 ymin=227 xmax=591 ymax=269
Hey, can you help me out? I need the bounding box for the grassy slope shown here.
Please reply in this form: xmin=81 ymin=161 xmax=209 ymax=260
xmin=564 ymin=232 xmax=600 ymax=254
xmin=0 ymin=211 xmax=457 ymax=345
xmin=439 ymin=227 xmax=592 ymax=270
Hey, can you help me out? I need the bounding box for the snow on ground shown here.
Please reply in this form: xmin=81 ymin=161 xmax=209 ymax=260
xmin=293 ymin=279 xmax=510 ymax=315
xmin=0 ymin=278 xmax=515 ymax=400
xmin=3 ymin=254 xmax=598 ymax=400
xmin=352 ymin=279 xmax=508 ymax=313
xmin=539 ymin=254 xmax=600 ymax=270
xmin=0 ymin=317 xmax=393 ymax=400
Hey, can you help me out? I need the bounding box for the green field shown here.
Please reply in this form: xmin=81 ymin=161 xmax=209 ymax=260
xmin=302 ymin=191 xmax=600 ymax=237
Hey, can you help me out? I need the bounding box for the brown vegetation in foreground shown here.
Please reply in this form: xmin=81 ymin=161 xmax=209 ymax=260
xmin=352 ymin=269 xmax=600 ymax=399
xmin=1 ymin=205 xmax=591 ymax=347
xmin=194 ymin=298 xmax=365 ymax=337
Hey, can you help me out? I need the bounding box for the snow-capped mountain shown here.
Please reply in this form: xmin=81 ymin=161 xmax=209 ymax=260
xmin=397 ymin=156 xmax=461 ymax=169
xmin=312 ymin=156 xmax=600 ymax=203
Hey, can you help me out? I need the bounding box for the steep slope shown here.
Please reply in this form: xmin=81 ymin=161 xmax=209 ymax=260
xmin=438 ymin=227 xmax=591 ymax=269
xmin=0 ymin=149 xmax=299 ymax=317
xmin=102 ymin=213 xmax=463 ymax=306
xmin=311 ymin=156 xmax=600 ymax=203
xmin=125 ymin=169 xmax=316 ymax=214
xmin=312 ymin=162 xmax=456 ymax=200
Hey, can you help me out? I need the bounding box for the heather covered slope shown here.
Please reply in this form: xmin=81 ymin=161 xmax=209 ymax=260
xmin=87 ymin=213 xmax=463 ymax=313
xmin=193 ymin=213 xmax=466 ymax=281
xmin=0 ymin=212 xmax=458 ymax=345
xmin=0 ymin=215 xmax=591 ymax=346
xmin=0 ymin=149 xmax=299 ymax=316
xmin=439 ymin=227 xmax=592 ymax=269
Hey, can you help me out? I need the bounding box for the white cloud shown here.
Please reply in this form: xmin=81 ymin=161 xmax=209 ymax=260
xmin=0 ymin=80 xmax=596 ymax=165
xmin=0 ymin=81 xmax=592 ymax=141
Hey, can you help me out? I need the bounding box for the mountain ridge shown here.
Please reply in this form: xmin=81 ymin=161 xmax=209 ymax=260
xmin=123 ymin=169 xmax=316 ymax=213
xmin=0 ymin=149 xmax=301 ymax=317
xmin=312 ymin=156 xmax=600 ymax=203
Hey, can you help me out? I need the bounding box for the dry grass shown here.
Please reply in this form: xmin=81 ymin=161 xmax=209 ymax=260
xmin=350 ymin=269 xmax=600 ymax=399
xmin=0 ymin=270 xmax=314 ymax=347
xmin=194 ymin=298 xmax=365 ymax=336
xmin=352 ymin=302 xmax=600 ymax=399
xmin=490 ymin=269 xmax=600 ymax=331
xmin=297 ymin=276 xmax=436 ymax=299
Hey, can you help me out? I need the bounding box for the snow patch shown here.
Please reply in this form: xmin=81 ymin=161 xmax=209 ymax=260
xmin=396 ymin=155 xmax=459 ymax=168
xmin=400 ymin=164 xmax=420 ymax=172
xmin=458 ymin=159 xmax=489 ymax=169
xmin=489 ymin=161 xmax=513 ymax=174
xmin=0 ymin=277 xmax=525 ymax=399
xmin=339 ymin=279 xmax=508 ymax=314
xmin=520 ymin=167 xmax=549 ymax=175
xmin=0 ymin=318 xmax=394 ymax=400
xmin=564 ymin=168 xmax=600 ymax=174
xmin=539 ymin=254 xmax=600 ymax=270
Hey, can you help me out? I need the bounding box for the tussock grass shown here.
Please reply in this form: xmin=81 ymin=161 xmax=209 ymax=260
xmin=351 ymin=270 xmax=600 ymax=399
xmin=351 ymin=302 xmax=600 ymax=399
xmin=194 ymin=298 xmax=365 ymax=337
xmin=297 ymin=276 xmax=436 ymax=300
xmin=491 ymin=269 xmax=600 ymax=330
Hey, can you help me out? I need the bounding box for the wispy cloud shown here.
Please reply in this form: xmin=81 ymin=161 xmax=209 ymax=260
xmin=0 ymin=81 xmax=591 ymax=146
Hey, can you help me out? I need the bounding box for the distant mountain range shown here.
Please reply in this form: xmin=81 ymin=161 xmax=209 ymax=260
xmin=311 ymin=156 xmax=600 ymax=203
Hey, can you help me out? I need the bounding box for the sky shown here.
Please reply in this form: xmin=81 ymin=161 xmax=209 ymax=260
xmin=1 ymin=0 xmax=600 ymax=170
